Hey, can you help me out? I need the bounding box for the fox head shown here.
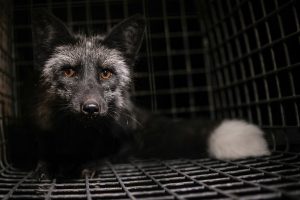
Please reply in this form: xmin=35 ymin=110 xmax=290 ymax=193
xmin=31 ymin=11 xmax=145 ymax=127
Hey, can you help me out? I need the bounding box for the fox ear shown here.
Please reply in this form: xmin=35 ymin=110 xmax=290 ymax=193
xmin=103 ymin=15 xmax=146 ymax=64
xmin=31 ymin=9 xmax=73 ymax=68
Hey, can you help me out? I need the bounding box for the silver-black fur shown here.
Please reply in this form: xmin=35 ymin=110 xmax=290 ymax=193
xmin=31 ymin=10 xmax=147 ymax=178
xmin=31 ymin=10 xmax=270 ymax=179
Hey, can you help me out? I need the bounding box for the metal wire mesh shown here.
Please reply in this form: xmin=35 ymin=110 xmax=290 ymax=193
xmin=0 ymin=152 xmax=298 ymax=199
xmin=202 ymin=0 xmax=300 ymax=150
xmin=0 ymin=0 xmax=15 ymax=118
xmin=0 ymin=0 xmax=17 ymax=174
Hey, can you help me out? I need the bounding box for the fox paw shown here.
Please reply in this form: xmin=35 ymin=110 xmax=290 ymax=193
xmin=32 ymin=161 xmax=52 ymax=181
xmin=208 ymin=120 xmax=271 ymax=160
xmin=81 ymin=168 xmax=96 ymax=179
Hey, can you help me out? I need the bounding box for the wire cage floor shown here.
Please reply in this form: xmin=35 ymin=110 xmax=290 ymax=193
xmin=0 ymin=152 xmax=299 ymax=199
xmin=0 ymin=0 xmax=299 ymax=199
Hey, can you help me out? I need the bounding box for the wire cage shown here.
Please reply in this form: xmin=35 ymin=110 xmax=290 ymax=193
xmin=0 ymin=0 xmax=298 ymax=199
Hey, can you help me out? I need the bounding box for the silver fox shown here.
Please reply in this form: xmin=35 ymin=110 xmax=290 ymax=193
xmin=31 ymin=10 xmax=270 ymax=178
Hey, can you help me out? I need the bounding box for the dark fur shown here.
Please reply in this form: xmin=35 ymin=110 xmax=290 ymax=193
xmin=31 ymin=11 xmax=218 ymax=178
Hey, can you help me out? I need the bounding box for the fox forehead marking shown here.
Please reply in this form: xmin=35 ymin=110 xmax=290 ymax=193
xmin=85 ymin=40 xmax=93 ymax=56
xmin=86 ymin=41 xmax=92 ymax=48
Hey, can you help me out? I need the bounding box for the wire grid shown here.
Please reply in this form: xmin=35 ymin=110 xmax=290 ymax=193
xmin=0 ymin=0 xmax=15 ymax=118
xmin=0 ymin=151 xmax=298 ymax=199
xmin=13 ymin=0 xmax=208 ymax=119
xmin=0 ymin=0 xmax=17 ymax=175
xmin=202 ymin=0 xmax=300 ymax=149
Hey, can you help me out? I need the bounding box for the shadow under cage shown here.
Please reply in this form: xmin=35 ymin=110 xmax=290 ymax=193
xmin=0 ymin=0 xmax=297 ymax=199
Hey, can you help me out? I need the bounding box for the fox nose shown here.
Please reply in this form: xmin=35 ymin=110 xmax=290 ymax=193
xmin=82 ymin=101 xmax=100 ymax=115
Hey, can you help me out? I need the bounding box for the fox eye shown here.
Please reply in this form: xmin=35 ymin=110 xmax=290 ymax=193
xmin=100 ymin=69 xmax=113 ymax=80
xmin=63 ymin=68 xmax=76 ymax=78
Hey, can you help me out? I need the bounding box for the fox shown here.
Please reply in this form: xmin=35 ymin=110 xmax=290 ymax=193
xmin=31 ymin=10 xmax=270 ymax=179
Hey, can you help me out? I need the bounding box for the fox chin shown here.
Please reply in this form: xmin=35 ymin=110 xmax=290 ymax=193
xmin=31 ymin=10 xmax=270 ymax=179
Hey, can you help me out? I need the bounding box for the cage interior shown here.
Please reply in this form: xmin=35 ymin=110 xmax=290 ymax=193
xmin=0 ymin=0 xmax=298 ymax=199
